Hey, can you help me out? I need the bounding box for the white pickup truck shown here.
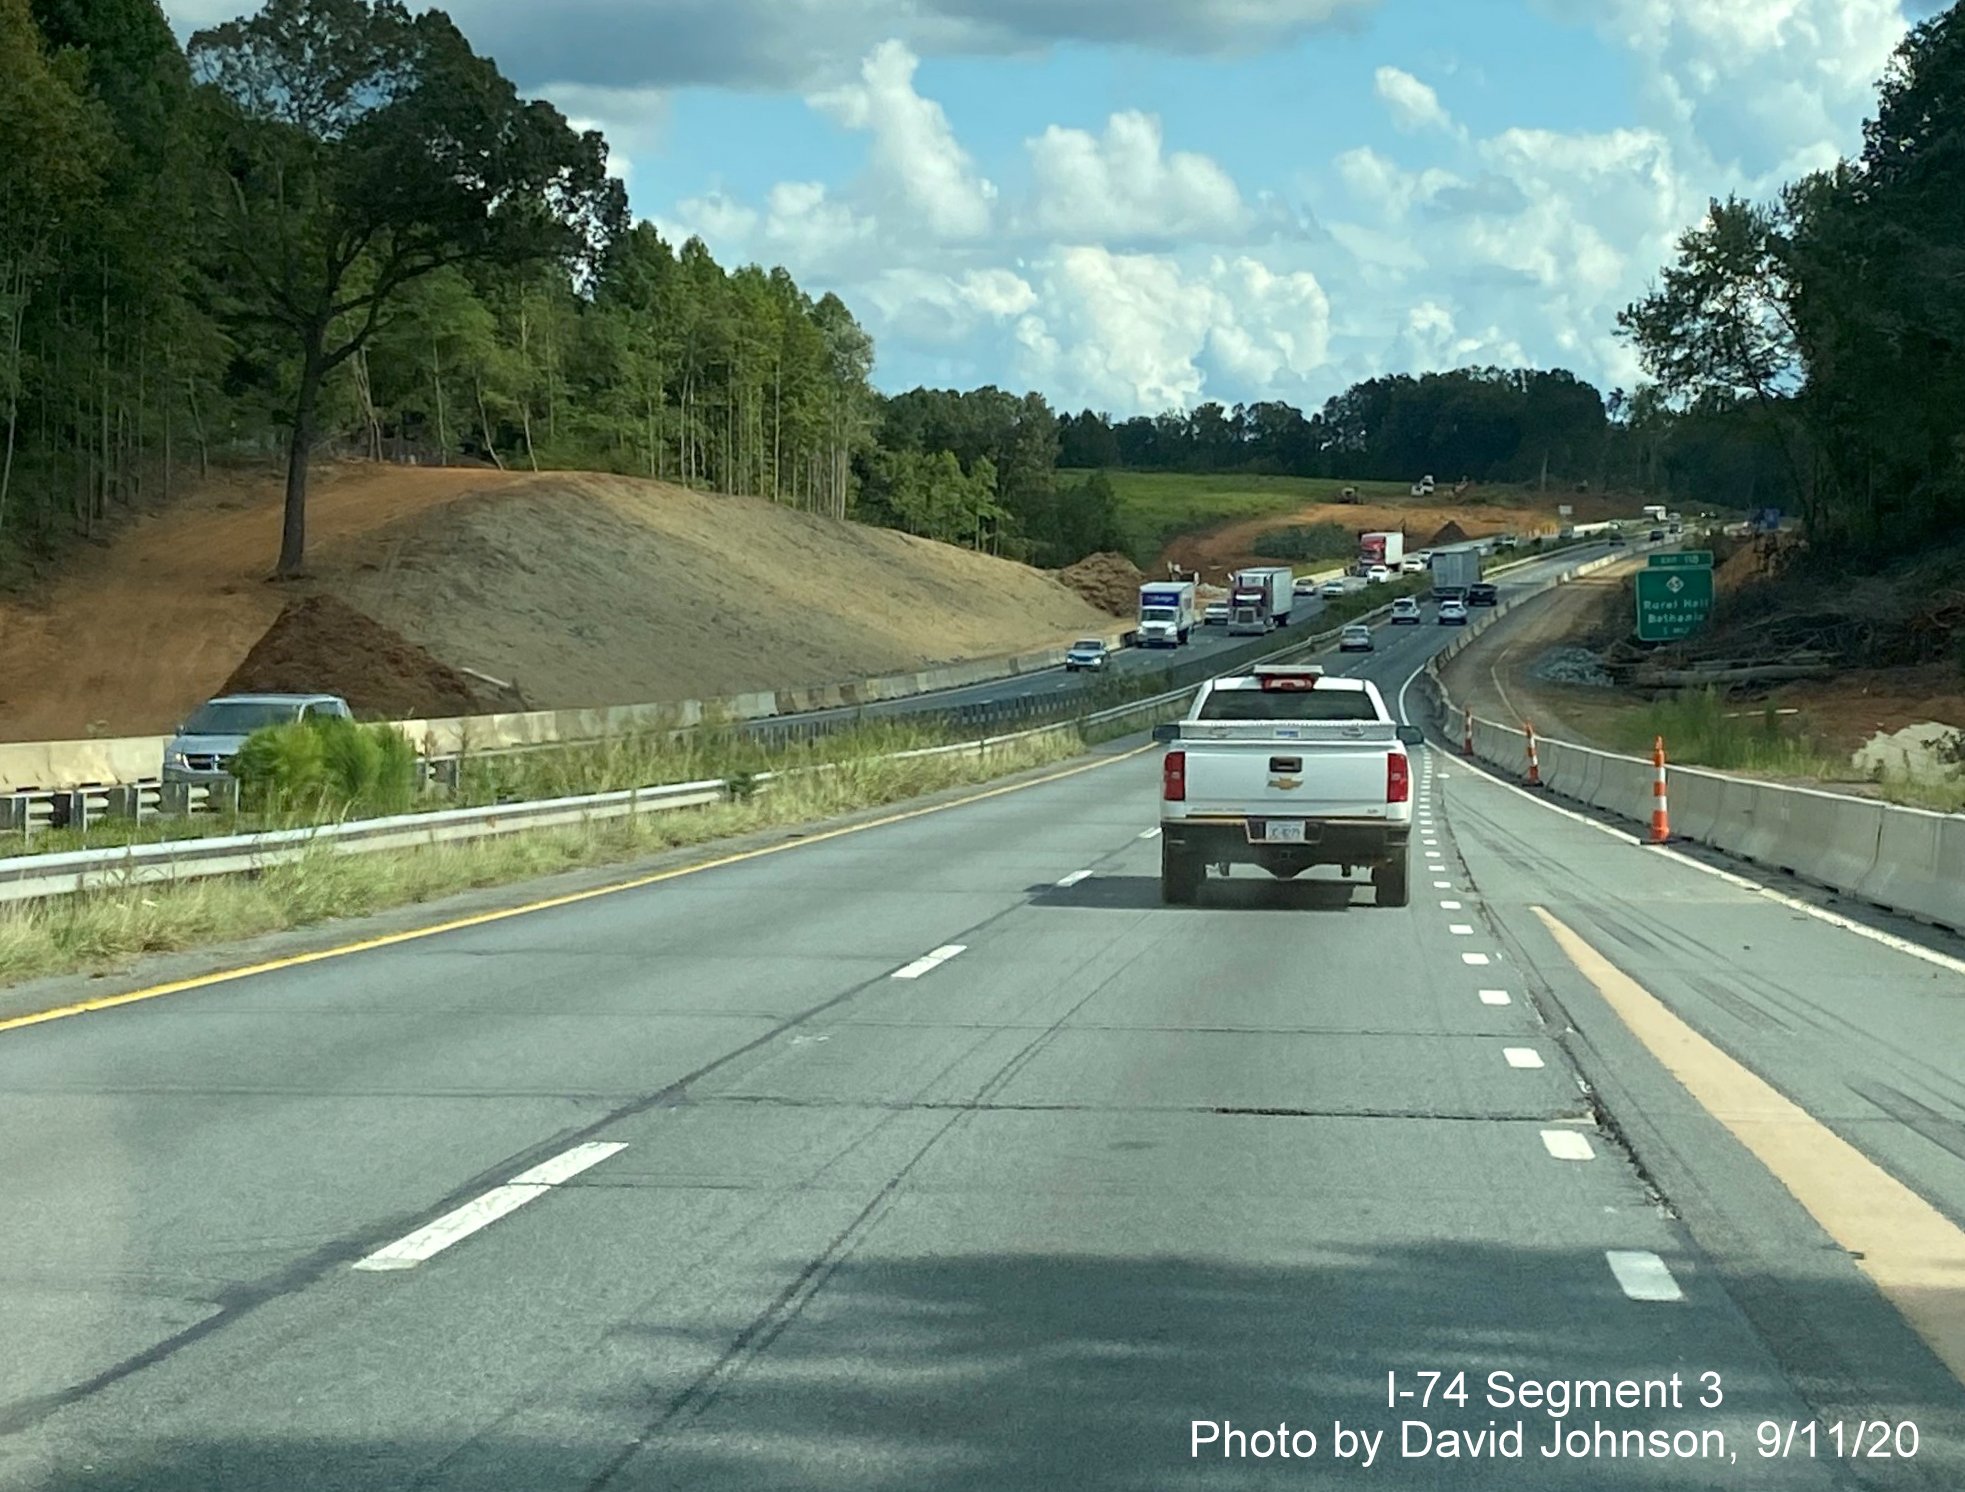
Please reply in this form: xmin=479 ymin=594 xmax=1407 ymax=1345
xmin=1151 ymin=664 xmax=1423 ymax=907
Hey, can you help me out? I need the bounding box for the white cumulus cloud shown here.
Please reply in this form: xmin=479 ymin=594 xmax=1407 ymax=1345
xmin=809 ymin=40 xmax=997 ymax=240
xmin=1373 ymin=66 xmax=1456 ymax=135
xmin=1024 ymin=111 xmax=1247 ymax=241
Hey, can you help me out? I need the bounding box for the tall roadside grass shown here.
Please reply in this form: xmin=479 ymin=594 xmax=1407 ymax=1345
xmin=1608 ymin=689 xmax=1965 ymax=812
xmin=0 ymin=727 xmax=1094 ymax=988
xmin=1607 ymin=688 xmax=1849 ymax=777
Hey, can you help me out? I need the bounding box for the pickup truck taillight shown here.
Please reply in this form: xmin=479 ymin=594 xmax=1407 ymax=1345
xmin=1163 ymin=749 xmax=1187 ymax=802
xmin=1387 ymin=751 xmax=1410 ymax=804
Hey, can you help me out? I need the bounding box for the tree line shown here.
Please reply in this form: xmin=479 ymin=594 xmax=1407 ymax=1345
xmin=1618 ymin=4 xmax=1965 ymax=565
xmin=1 ymin=0 xmax=879 ymax=578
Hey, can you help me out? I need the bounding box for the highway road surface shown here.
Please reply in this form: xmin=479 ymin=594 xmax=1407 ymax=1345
xmin=3 ymin=553 xmax=1964 ymax=1490
xmin=766 ymin=543 xmax=1618 ymax=736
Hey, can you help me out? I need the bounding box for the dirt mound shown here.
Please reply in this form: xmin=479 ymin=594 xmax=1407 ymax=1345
xmin=317 ymin=472 xmax=1114 ymax=708
xmin=221 ymin=594 xmax=496 ymax=719
xmin=0 ymin=461 xmax=1115 ymax=736
xmin=1058 ymin=551 xmax=1146 ymax=615
xmin=1423 ymin=520 xmax=1472 ymax=548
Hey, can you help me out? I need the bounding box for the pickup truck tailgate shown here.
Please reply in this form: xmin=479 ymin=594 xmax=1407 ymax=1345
xmin=1176 ymin=720 xmax=1397 ymax=819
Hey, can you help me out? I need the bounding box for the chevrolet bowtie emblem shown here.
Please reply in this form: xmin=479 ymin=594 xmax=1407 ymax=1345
xmin=1269 ymin=776 xmax=1302 ymax=790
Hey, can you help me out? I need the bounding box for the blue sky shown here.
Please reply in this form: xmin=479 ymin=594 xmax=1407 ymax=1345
xmin=164 ymin=0 xmax=1924 ymax=415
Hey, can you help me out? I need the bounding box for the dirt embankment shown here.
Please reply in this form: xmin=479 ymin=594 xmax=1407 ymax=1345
xmin=0 ymin=462 xmax=1114 ymax=740
xmin=1158 ymin=495 xmax=1578 ymax=581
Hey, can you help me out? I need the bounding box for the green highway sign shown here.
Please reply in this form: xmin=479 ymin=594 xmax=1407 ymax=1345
xmin=1635 ymin=567 xmax=1714 ymax=640
xmin=1648 ymin=551 xmax=1713 ymax=569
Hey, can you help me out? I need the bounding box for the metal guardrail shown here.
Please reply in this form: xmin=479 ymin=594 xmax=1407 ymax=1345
xmin=0 ymin=593 xmax=1383 ymax=905
xmin=0 ymin=544 xmax=1600 ymax=903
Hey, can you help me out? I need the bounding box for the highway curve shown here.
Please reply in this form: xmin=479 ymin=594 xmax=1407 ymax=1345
xmin=1 ymin=551 xmax=1962 ymax=1491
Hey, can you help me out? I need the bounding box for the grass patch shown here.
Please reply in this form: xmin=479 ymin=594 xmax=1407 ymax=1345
xmin=0 ymin=728 xmax=1097 ymax=988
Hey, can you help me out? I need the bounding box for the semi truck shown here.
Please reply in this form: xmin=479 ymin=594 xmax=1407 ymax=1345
xmin=1359 ymin=531 xmax=1405 ymax=570
xmin=1136 ymin=580 xmax=1197 ymax=648
xmin=1226 ymin=567 xmax=1294 ymax=635
xmin=1429 ymin=545 xmax=1482 ymax=600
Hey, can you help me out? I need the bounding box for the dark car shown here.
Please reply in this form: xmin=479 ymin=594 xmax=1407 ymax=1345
xmin=1649 ymin=528 xmax=1666 ymax=541
xmin=1467 ymin=582 xmax=1498 ymax=607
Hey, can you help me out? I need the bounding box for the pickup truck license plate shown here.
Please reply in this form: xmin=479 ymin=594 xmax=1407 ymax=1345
xmin=1254 ymin=819 xmax=1306 ymax=843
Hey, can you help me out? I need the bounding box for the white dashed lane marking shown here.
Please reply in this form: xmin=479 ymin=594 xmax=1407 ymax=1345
xmin=893 ymin=944 xmax=968 ymax=980
xmin=1503 ymin=1047 xmax=1545 ymax=1069
xmin=1462 ymin=953 xmax=1491 ymax=966
xmin=353 ymin=1142 xmax=627 ymax=1272
xmin=1606 ymin=1250 xmax=1685 ymax=1302
xmin=1440 ymin=900 xmax=1462 ymax=909
xmin=1056 ymin=869 xmax=1093 ymax=888
xmin=1479 ymin=989 xmax=1511 ymax=1006
xmin=1542 ymin=1130 xmax=1596 ymax=1161
xmin=1449 ymin=924 xmax=1474 ymax=935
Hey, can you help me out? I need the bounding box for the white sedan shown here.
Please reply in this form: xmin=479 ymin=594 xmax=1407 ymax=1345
xmin=1436 ymin=599 xmax=1469 ymax=626
xmin=1366 ymin=564 xmax=1391 ymax=584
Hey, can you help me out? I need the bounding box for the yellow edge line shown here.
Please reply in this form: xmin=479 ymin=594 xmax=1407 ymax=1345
xmin=1532 ymin=904 xmax=1965 ymax=1385
xmin=0 ymin=744 xmax=1154 ymax=1036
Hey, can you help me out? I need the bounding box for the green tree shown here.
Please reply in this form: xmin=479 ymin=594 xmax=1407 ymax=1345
xmin=188 ymin=0 xmax=627 ymax=575
xmin=0 ymin=0 xmax=111 ymax=535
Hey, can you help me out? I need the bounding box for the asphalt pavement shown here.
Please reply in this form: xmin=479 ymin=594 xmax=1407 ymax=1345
xmin=1 ymin=544 xmax=1961 ymax=1491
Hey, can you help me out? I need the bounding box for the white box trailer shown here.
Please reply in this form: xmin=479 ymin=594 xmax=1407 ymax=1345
xmin=1136 ymin=580 xmax=1197 ymax=647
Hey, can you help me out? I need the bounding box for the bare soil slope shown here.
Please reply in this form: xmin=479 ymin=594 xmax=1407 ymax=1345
xmin=323 ymin=473 xmax=1110 ymax=708
xmin=1160 ymin=496 xmax=1571 ymax=580
xmin=0 ymin=464 xmax=531 ymax=741
xmin=0 ymin=463 xmax=1111 ymax=739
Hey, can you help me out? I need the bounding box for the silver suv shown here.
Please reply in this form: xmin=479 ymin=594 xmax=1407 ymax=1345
xmin=163 ymin=693 xmax=354 ymax=784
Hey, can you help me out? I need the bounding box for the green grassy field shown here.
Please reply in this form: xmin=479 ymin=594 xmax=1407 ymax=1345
xmin=1067 ymin=470 xmax=1420 ymax=566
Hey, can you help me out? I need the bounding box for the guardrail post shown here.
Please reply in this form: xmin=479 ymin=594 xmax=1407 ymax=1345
xmin=1649 ymin=736 xmax=1671 ymax=844
xmin=1462 ymin=707 xmax=1474 ymax=757
xmin=1524 ymin=721 xmax=1542 ymax=787
xmin=0 ymin=793 xmax=27 ymax=835
xmin=103 ymin=784 xmax=141 ymax=820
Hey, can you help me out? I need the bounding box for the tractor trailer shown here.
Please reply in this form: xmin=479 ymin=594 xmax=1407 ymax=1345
xmin=1226 ymin=568 xmax=1294 ymax=635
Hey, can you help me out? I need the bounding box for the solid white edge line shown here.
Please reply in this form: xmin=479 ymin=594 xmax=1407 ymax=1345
xmin=1479 ymin=989 xmax=1511 ymax=1005
xmin=1606 ymin=1249 xmax=1685 ymax=1302
xmin=1056 ymin=869 xmax=1094 ymax=887
xmin=1541 ymin=1129 xmax=1597 ymax=1161
xmin=509 ymin=1140 xmax=628 ymax=1188
xmin=1433 ymin=709 xmax=1965 ymax=980
xmin=1503 ymin=1047 xmax=1545 ymax=1069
